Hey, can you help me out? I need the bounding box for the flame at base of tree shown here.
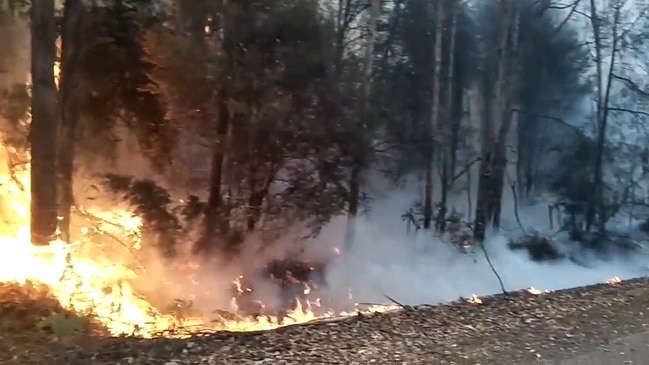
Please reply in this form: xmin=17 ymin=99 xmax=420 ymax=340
xmin=0 ymin=141 xmax=395 ymax=338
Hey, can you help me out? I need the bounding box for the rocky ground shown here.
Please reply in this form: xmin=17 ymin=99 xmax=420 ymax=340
xmin=2 ymin=278 xmax=649 ymax=364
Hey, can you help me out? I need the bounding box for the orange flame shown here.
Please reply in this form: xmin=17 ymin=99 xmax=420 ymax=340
xmin=467 ymin=294 xmax=483 ymax=305
xmin=526 ymin=286 xmax=550 ymax=295
xmin=606 ymin=276 xmax=621 ymax=286
xmin=0 ymin=141 xmax=399 ymax=338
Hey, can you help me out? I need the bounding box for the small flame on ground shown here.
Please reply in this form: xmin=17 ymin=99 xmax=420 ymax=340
xmin=526 ymin=286 xmax=550 ymax=295
xmin=466 ymin=294 xmax=483 ymax=305
xmin=606 ymin=276 xmax=621 ymax=286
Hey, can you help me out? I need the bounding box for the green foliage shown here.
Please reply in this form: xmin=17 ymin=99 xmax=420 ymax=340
xmin=80 ymin=0 xmax=172 ymax=170
xmin=103 ymin=173 xmax=181 ymax=255
xmin=376 ymin=0 xmax=478 ymax=175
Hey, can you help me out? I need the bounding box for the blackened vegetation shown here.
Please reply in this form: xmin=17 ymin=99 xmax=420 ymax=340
xmin=102 ymin=173 xmax=332 ymax=321
xmin=508 ymin=234 xmax=563 ymax=262
xmin=80 ymin=0 xmax=173 ymax=169
xmin=232 ymin=259 xmax=329 ymax=322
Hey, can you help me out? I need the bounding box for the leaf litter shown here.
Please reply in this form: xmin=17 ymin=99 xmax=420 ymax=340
xmin=2 ymin=278 xmax=649 ymax=364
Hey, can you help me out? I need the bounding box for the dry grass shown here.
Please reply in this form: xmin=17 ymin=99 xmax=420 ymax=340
xmin=0 ymin=282 xmax=105 ymax=364
xmin=2 ymin=278 xmax=649 ymax=364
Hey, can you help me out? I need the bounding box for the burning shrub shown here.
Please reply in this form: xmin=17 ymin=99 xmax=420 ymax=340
xmin=508 ymin=234 xmax=563 ymax=262
xmin=232 ymin=258 xmax=329 ymax=321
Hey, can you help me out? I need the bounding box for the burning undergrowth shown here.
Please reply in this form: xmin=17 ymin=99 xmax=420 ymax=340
xmin=0 ymin=147 xmax=396 ymax=339
xmin=1 ymin=144 xmax=645 ymax=341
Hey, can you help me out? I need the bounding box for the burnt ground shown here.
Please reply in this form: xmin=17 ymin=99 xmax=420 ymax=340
xmin=2 ymin=278 xmax=649 ymax=364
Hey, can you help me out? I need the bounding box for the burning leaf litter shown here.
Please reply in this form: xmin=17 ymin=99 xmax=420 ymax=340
xmin=0 ymin=143 xmax=400 ymax=339
xmin=466 ymin=294 xmax=483 ymax=305
xmin=526 ymin=286 xmax=551 ymax=295
xmin=12 ymin=277 xmax=648 ymax=364
xmin=0 ymin=141 xmax=645 ymax=363
xmin=607 ymin=276 xmax=622 ymax=286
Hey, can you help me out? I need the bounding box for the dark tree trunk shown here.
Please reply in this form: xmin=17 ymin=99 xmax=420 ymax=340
xmin=490 ymin=142 xmax=507 ymax=229
xmin=30 ymin=0 xmax=58 ymax=245
xmin=436 ymin=161 xmax=449 ymax=232
xmin=473 ymin=154 xmax=492 ymax=242
xmin=57 ymin=0 xmax=87 ymax=243
xmin=422 ymin=145 xmax=434 ymax=229
xmin=177 ymin=0 xmax=208 ymax=41
xmin=197 ymin=94 xmax=231 ymax=252
xmin=344 ymin=160 xmax=361 ymax=250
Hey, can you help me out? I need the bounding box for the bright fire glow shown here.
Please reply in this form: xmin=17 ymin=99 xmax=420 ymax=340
xmin=0 ymin=140 xmax=397 ymax=338
xmin=606 ymin=276 xmax=621 ymax=286
xmin=467 ymin=294 xmax=483 ymax=305
xmin=526 ymin=286 xmax=550 ymax=295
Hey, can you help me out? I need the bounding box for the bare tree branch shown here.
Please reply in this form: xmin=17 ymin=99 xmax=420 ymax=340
xmin=607 ymin=107 xmax=649 ymax=118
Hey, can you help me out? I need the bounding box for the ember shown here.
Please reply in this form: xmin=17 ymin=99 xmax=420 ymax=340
xmin=466 ymin=294 xmax=483 ymax=305
xmin=526 ymin=287 xmax=550 ymax=295
xmin=606 ymin=276 xmax=622 ymax=286
xmin=231 ymin=258 xmax=331 ymax=321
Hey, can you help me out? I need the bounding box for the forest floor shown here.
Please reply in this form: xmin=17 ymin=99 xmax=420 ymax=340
xmin=2 ymin=278 xmax=649 ymax=364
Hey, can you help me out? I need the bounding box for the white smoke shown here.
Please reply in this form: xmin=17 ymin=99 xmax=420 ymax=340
xmin=314 ymin=186 xmax=649 ymax=307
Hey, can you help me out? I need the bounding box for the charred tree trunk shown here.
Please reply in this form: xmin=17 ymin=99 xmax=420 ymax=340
xmin=474 ymin=154 xmax=493 ymax=241
xmin=490 ymin=142 xmax=507 ymax=229
xmin=449 ymin=77 xmax=463 ymax=196
xmin=199 ymin=93 xmax=231 ymax=251
xmin=334 ymin=0 xmax=354 ymax=75
xmin=177 ymin=0 xmax=208 ymax=41
xmin=424 ymin=0 xmax=444 ymax=230
xmin=344 ymin=161 xmax=361 ymax=248
xmin=517 ymin=116 xmax=537 ymax=201
xmin=246 ymin=173 xmax=274 ymax=232
xmin=473 ymin=0 xmax=515 ymax=242
xmin=491 ymin=1 xmax=521 ymax=231
xmin=436 ymin=1 xmax=458 ymax=233
xmin=57 ymin=0 xmax=87 ymax=243
xmin=30 ymin=0 xmax=58 ymax=245
xmin=585 ymin=0 xmax=619 ymax=234
xmin=423 ymin=147 xmax=434 ymax=229
xmin=344 ymin=0 xmax=379 ymax=250
xmin=196 ymin=1 xmax=232 ymax=253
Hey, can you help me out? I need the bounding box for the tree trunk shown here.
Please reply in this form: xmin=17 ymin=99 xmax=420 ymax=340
xmin=344 ymin=162 xmax=361 ymax=249
xmin=30 ymin=0 xmax=58 ymax=246
xmin=57 ymin=0 xmax=87 ymax=243
xmin=197 ymin=1 xmax=231 ymax=253
xmin=473 ymin=0 xmax=514 ymax=242
xmin=491 ymin=1 xmax=521 ymax=231
xmin=246 ymin=172 xmax=274 ymax=232
xmin=424 ymin=0 xmax=445 ymax=230
xmin=585 ymin=0 xmax=620 ymax=234
xmin=436 ymin=0 xmax=458 ymax=233
xmin=517 ymin=115 xmax=537 ymax=201
xmin=334 ymin=0 xmax=353 ymax=75
xmin=344 ymin=0 xmax=379 ymax=250
xmin=198 ymin=93 xmax=231 ymax=251
xmin=177 ymin=0 xmax=208 ymax=41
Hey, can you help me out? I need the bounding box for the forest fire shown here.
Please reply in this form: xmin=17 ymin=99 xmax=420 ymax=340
xmin=0 ymin=145 xmax=396 ymax=338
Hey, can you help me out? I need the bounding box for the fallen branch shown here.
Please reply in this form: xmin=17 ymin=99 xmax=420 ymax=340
xmin=383 ymin=294 xmax=413 ymax=311
xmin=478 ymin=240 xmax=508 ymax=295
xmin=505 ymin=169 xmax=527 ymax=235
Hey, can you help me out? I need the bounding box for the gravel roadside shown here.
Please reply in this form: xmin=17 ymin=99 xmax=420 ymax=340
xmin=551 ymin=330 xmax=649 ymax=365
xmin=5 ymin=278 xmax=649 ymax=364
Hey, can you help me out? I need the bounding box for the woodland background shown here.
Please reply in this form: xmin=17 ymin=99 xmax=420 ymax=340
xmin=5 ymin=0 xmax=649 ymax=260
